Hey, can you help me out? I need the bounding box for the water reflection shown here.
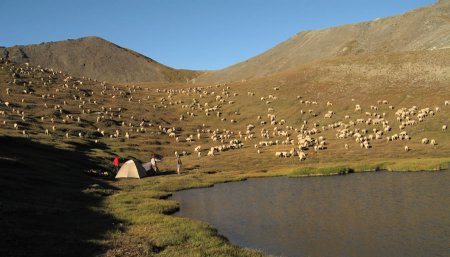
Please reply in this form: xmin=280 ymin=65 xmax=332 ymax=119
xmin=172 ymin=172 xmax=450 ymax=257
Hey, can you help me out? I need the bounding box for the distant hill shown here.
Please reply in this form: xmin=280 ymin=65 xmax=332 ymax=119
xmin=0 ymin=36 xmax=202 ymax=83
xmin=198 ymin=0 xmax=450 ymax=83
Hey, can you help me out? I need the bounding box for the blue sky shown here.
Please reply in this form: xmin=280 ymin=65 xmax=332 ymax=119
xmin=0 ymin=0 xmax=437 ymax=70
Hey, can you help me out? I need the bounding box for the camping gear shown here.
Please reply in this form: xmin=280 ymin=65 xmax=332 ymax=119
xmin=142 ymin=162 xmax=157 ymax=176
xmin=142 ymin=162 xmax=152 ymax=171
xmin=84 ymin=169 xmax=110 ymax=177
xmin=115 ymin=159 xmax=147 ymax=179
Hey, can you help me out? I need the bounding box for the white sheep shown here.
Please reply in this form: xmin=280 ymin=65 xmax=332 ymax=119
xmin=443 ymin=125 xmax=447 ymax=130
xmin=298 ymin=151 xmax=306 ymax=161
xmin=404 ymin=145 xmax=409 ymax=152
xmin=421 ymin=138 xmax=429 ymax=144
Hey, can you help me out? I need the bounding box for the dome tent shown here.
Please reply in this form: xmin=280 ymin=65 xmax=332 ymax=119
xmin=115 ymin=159 xmax=147 ymax=179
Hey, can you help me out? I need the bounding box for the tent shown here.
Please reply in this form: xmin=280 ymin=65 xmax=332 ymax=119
xmin=115 ymin=159 xmax=147 ymax=179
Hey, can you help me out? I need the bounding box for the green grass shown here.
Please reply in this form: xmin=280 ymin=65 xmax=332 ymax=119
xmin=289 ymin=158 xmax=450 ymax=177
xmin=289 ymin=166 xmax=352 ymax=176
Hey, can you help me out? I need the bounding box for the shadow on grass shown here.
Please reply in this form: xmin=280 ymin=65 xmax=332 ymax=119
xmin=0 ymin=136 xmax=123 ymax=257
xmin=146 ymin=170 xmax=177 ymax=177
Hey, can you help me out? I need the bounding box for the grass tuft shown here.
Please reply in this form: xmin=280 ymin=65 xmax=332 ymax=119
xmin=289 ymin=166 xmax=352 ymax=177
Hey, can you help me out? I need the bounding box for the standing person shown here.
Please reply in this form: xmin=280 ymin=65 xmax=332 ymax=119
xmin=150 ymin=154 xmax=160 ymax=173
xmin=113 ymin=156 xmax=119 ymax=175
xmin=175 ymin=151 xmax=182 ymax=175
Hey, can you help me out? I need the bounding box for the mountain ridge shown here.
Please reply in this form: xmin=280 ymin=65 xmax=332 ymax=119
xmin=197 ymin=0 xmax=450 ymax=83
xmin=0 ymin=36 xmax=202 ymax=83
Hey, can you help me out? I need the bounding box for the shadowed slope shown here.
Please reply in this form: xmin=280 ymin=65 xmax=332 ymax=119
xmin=0 ymin=136 xmax=120 ymax=257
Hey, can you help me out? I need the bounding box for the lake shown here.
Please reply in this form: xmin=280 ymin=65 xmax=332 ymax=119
xmin=172 ymin=171 xmax=450 ymax=257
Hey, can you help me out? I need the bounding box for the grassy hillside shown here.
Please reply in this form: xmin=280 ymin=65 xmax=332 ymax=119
xmin=0 ymin=48 xmax=449 ymax=256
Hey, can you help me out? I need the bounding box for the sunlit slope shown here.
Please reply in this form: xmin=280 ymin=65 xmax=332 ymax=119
xmin=1 ymin=49 xmax=449 ymax=173
xmin=199 ymin=0 xmax=450 ymax=83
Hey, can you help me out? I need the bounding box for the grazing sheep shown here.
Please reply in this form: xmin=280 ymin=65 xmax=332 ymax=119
xmin=430 ymin=139 xmax=436 ymax=145
xmin=443 ymin=125 xmax=447 ymax=130
xmin=421 ymin=138 xmax=429 ymax=144
xmin=298 ymin=151 xmax=306 ymax=161
xmin=404 ymin=145 xmax=409 ymax=152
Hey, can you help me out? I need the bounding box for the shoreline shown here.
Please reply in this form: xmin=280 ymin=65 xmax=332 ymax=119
xmin=102 ymin=157 xmax=450 ymax=255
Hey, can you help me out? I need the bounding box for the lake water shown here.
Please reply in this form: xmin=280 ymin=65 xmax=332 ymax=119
xmin=172 ymin=171 xmax=450 ymax=257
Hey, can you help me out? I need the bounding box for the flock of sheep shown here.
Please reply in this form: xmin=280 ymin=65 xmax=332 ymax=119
xmin=0 ymin=58 xmax=448 ymax=165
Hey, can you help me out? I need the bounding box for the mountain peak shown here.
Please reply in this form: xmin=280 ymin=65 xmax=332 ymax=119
xmin=1 ymin=36 xmax=201 ymax=83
